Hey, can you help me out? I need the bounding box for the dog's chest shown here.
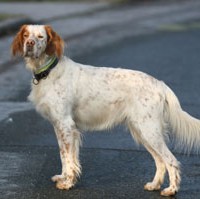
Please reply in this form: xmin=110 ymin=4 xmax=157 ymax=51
xmin=29 ymin=80 xmax=67 ymax=120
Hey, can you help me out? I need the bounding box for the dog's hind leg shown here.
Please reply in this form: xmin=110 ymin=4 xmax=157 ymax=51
xmin=159 ymin=147 xmax=181 ymax=196
xmin=128 ymin=118 xmax=180 ymax=196
xmin=128 ymin=123 xmax=166 ymax=191
xmin=145 ymin=142 xmax=180 ymax=196
xmin=143 ymin=145 xmax=166 ymax=191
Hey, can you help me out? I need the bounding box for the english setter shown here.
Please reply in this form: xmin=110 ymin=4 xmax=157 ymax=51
xmin=11 ymin=25 xmax=200 ymax=196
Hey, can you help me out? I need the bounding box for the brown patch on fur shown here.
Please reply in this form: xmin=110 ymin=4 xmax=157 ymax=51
xmin=45 ymin=25 xmax=64 ymax=58
xmin=60 ymin=132 xmax=65 ymax=140
xmin=11 ymin=25 xmax=28 ymax=56
xmin=68 ymin=174 xmax=77 ymax=184
xmin=60 ymin=148 xmax=65 ymax=157
xmin=64 ymin=143 xmax=70 ymax=153
xmin=67 ymin=175 xmax=74 ymax=181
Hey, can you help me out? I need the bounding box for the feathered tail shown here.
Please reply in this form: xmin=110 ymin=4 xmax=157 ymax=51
xmin=164 ymin=85 xmax=200 ymax=152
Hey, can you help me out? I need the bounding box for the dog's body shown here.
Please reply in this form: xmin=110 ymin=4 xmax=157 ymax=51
xmin=11 ymin=25 xmax=200 ymax=196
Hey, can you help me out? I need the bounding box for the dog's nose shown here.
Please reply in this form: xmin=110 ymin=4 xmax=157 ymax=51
xmin=26 ymin=39 xmax=35 ymax=47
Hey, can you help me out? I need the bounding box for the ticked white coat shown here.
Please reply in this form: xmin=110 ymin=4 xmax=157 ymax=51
xmin=11 ymin=24 xmax=200 ymax=197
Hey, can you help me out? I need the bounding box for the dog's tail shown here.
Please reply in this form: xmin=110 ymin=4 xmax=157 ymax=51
xmin=164 ymin=84 xmax=200 ymax=152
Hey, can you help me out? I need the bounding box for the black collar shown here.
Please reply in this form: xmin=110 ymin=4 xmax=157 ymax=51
xmin=32 ymin=57 xmax=59 ymax=85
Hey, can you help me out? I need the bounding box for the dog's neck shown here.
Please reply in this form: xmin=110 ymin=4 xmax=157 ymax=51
xmin=25 ymin=53 xmax=52 ymax=73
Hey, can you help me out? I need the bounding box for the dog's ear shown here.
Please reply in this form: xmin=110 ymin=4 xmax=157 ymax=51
xmin=45 ymin=25 xmax=64 ymax=59
xmin=11 ymin=25 xmax=28 ymax=57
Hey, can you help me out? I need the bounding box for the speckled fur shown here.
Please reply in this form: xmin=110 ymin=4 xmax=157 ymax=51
xmin=11 ymin=25 xmax=200 ymax=197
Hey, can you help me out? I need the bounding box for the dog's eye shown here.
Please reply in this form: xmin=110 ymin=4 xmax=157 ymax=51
xmin=23 ymin=34 xmax=28 ymax=38
xmin=38 ymin=35 xmax=44 ymax=39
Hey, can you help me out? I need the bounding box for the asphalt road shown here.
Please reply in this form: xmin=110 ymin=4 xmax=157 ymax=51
xmin=1 ymin=24 xmax=200 ymax=199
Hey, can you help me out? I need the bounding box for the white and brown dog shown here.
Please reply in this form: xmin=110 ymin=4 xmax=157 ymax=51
xmin=11 ymin=24 xmax=200 ymax=196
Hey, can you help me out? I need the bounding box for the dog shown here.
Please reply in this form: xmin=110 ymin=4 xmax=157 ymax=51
xmin=11 ymin=24 xmax=200 ymax=196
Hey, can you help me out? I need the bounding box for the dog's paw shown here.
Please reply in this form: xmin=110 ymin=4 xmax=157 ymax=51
xmin=160 ymin=187 xmax=177 ymax=196
xmin=51 ymin=175 xmax=63 ymax=182
xmin=56 ymin=180 xmax=74 ymax=190
xmin=144 ymin=182 xmax=161 ymax=191
xmin=52 ymin=174 xmax=76 ymax=190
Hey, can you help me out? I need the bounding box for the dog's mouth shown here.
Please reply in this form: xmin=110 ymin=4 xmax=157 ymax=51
xmin=24 ymin=46 xmax=34 ymax=56
xmin=24 ymin=51 xmax=33 ymax=57
xmin=24 ymin=49 xmax=39 ymax=59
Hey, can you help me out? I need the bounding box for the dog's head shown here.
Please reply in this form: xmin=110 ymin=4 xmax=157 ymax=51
xmin=11 ymin=25 xmax=64 ymax=59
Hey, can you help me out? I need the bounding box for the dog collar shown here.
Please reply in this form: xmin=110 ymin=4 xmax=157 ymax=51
xmin=33 ymin=56 xmax=59 ymax=85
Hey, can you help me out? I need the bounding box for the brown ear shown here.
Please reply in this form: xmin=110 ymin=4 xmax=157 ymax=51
xmin=45 ymin=25 xmax=64 ymax=58
xmin=11 ymin=25 xmax=27 ymax=57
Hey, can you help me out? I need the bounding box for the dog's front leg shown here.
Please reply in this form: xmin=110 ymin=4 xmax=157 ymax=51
xmin=52 ymin=119 xmax=81 ymax=190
